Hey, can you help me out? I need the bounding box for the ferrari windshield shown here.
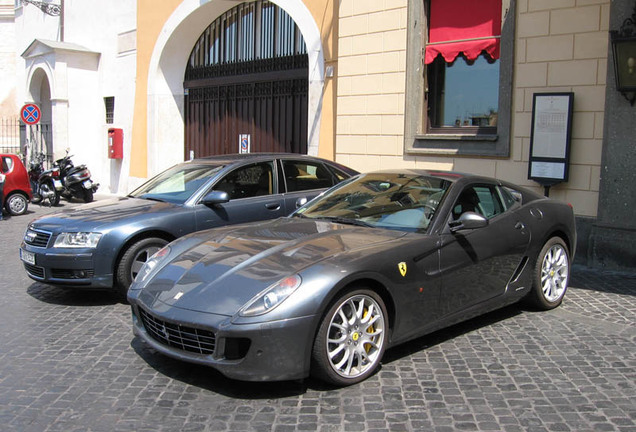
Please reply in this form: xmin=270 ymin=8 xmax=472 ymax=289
xmin=129 ymin=163 xmax=224 ymax=204
xmin=297 ymin=172 xmax=451 ymax=232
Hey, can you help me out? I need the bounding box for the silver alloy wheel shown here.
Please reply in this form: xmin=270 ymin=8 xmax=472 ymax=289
xmin=540 ymin=243 xmax=569 ymax=302
xmin=7 ymin=194 xmax=27 ymax=215
xmin=326 ymin=294 xmax=385 ymax=379
xmin=130 ymin=245 xmax=162 ymax=280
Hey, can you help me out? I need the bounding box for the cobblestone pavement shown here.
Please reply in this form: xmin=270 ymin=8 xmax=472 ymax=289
xmin=1 ymin=200 xmax=635 ymax=432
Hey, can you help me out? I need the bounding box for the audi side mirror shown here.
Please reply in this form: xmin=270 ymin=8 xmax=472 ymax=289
xmin=202 ymin=190 xmax=230 ymax=205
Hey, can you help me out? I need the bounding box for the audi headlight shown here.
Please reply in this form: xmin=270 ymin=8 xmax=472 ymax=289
xmin=240 ymin=275 xmax=302 ymax=317
xmin=54 ymin=232 xmax=102 ymax=248
xmin=133 ymin=245 xmax=171 ymax=286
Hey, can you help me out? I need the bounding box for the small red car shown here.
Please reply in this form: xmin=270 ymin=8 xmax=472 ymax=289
xmin=1 ymin=153 xmax=32 ymax=216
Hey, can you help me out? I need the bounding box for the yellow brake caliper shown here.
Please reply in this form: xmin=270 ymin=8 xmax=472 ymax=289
xmin=363 ymin=308 xmax=374 ymax=353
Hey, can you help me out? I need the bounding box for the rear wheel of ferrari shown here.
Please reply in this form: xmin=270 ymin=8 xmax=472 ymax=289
xmin=312 ymin=289 xmax=388 ymax=386
xmin=116 ymin=237 xmax=168 ymax=297
xmin=529 ymin=237 xmax=570 ymax=310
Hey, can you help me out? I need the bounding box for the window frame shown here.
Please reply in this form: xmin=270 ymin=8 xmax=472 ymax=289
xmin=280 ymin=159 xmax=336 ymax=193
xmin=452 ymin=184 xmax=506 ymax=221
xmin=404 ymin=0 xmax=515 ymax=157
xmin=213 ymin=161 xmax=276 ymax=200
xmin=104 ymin=97 xmax=115 ymax=124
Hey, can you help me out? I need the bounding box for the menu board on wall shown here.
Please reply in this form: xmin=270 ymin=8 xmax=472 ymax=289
xmin=528 ymin=93 xmax=574 ymax=185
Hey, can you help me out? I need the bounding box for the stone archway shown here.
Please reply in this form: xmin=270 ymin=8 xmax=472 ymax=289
xmin=183 ymin=1 xmax=309 ymax=159
xmin=145 ymin=0 xmax=324 ymax=175
xmin=25 ymin=67 xmax=54 ymax=164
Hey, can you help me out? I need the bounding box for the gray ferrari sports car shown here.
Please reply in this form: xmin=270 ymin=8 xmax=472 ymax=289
xmin=128 ymin=170 xmax=576 ymax=386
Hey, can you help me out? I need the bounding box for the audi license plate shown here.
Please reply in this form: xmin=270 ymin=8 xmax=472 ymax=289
xmin=20 ymin=249 xmax=35 ymax=265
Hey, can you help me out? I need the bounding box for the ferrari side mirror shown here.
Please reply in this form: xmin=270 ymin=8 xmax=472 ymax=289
xmin=449 ymin=211 xmax=488 ymax=233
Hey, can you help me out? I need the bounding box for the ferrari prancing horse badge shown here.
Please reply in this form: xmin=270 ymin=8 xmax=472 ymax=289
xmin=398 ymin=262 xmax=407 ymax=277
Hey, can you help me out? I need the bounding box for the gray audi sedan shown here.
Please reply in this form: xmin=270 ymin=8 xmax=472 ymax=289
xmin=20 ymin=153 xmax=357 ymax=295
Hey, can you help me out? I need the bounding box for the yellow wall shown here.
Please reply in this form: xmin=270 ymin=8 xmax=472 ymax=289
xmin=130 ymin=0 xmax=181 ymax=178
xmin=334 ymin=0 xmax=609 ymax=218
xmin=131 ymin=0 xmax=339 ymax=179
xmin=305 ymin=0 xmax=338 ymax=161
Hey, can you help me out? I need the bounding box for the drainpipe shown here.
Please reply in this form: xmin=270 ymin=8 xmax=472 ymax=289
xmin=60 ymin=0 xmax=64 ymax=41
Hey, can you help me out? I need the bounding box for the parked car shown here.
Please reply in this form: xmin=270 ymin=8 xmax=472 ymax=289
xmin=1 ymin=153 xmax=33 ymax=216
xmin=20 ymin=153 xmax=357 ymax=294
xmin=128 ymin=170 xmax=576 ymax=385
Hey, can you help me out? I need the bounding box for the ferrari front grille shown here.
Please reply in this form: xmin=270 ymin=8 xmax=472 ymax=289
xmin=138 ymin=307 xmax=216 ymax=355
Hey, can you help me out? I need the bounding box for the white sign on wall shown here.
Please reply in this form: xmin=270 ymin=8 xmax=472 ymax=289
xmin=239 ymin=134 xmax=250 ymax=154
xmin=528 ymin=93 xmax=574 ymax=187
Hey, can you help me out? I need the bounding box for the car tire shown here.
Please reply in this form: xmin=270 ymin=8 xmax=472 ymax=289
xmin=6 ymin=193 xmax=29 ymax=216
xmin=528 ymin=237 xmax=570 ymax=310
xmin=116 ymin=237 xmax=168 ymax=297
xmin=311 ymin=288 xmax=388 ymax=386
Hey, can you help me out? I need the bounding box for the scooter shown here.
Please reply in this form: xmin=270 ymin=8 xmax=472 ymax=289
xmin=28 ymin=153 xmax=62 ymax=206
xmin=54 ymin=151 xmax=99 ymax=203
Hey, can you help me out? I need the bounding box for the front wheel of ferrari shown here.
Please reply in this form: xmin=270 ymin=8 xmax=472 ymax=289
xmin=528 ymin=237 xmax=570 ymax=310
xmin=312 ymin=289 xmax=388 ymax=386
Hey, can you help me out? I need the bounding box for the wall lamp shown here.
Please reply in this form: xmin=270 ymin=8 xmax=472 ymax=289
xmin=610 ymin=3 xmax=636 ymax=106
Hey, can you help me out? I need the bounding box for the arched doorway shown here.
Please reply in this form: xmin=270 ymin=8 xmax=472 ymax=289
xmin=184 ymin=1 xmax=308 ymax=158
xmin=26 ymin=67 xmax=54 ymax=166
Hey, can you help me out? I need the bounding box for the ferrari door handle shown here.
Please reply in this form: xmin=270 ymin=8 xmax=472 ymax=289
xmin=265 ymin=202 xmax=281 ymax=210
xmin=515 ymin=221 xmax=525 ymax=230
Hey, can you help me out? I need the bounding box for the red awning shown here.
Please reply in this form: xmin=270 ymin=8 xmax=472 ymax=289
xmin=425 ymin=0 xmax=502 ymax=64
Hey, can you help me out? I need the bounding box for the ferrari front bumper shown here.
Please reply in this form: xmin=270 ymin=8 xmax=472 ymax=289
xmin=130 ymin=302 xmax=317 ymax=382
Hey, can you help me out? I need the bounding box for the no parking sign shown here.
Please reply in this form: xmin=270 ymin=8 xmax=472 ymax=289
xmin=239 ymin=134 xmax=250 ymax=153
xmin=20 ymin=103 xmax=41 ymax=125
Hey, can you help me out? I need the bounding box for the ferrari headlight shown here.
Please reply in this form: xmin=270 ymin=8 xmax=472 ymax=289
xmin=240 ymin=275 xmax=302 ymax=317
xmin=133 ymin=246 xmax=171 ymax=286
xmin=54 ymin=232 xmax=102 ymax=248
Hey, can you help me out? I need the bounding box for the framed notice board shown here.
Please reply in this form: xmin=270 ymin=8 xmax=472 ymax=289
xmin=528 ymin=92 xmax=574 ymax=187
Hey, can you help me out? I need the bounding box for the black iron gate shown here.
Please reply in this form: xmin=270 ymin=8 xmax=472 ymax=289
xmin=0 ymin=118 xmax=53 ymax=167
xmin=184 ymin=1 xmax=308 ymax=158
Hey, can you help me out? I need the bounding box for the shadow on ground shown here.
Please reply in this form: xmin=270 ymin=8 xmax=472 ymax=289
xmin=26 ymin=282 xmax=124 ymax=306
xmin=570 ymin=264 xmax=636 ymax=295
xmin=131 ymin=303 xmax=525 ymax=398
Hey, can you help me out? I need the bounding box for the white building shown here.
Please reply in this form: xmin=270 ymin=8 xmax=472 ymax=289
xmin=14 ymin=0 xmax=136 ymax=194
xmin=0 ymin=0 xmax=17 ymax=117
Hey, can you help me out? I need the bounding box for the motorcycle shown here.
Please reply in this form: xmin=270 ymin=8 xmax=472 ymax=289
xmin=54 ymin=150 xmax=99 ymax=203
xmin=28 ymin=153 xmax=62 ymax=207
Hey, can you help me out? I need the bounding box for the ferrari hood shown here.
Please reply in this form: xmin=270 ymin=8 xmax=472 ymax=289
xmin=138 ymin=218 xmax=407 ymax=316
xmin=29 ymin=197 xmax=179 ymax=232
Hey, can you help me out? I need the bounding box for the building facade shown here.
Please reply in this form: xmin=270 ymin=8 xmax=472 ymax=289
xmin=11 ymin=0 xmax=635 ymax=269
xmin=14 ymin=0 xmax=136 ymax=190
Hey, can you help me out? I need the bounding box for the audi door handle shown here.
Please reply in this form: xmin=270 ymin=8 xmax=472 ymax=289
xmin=265 ymin=202 xmax=281 ymax=210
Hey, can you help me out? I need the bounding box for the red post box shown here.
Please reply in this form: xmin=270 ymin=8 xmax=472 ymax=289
xmin=108 ymin=128 xmax=123 ymax=159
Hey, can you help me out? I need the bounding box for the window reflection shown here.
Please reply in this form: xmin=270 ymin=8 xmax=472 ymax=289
xmin=428 ymin=54 xmax=500 ymax=130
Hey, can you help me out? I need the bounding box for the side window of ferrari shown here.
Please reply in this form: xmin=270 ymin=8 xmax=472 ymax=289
xmin=473 ymin=185 xmax=505 ymax=218
xmin=453 ymin=185 xmax=504 ymax=219
xmin=499 ymin=186 xmax=520 ymax=210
